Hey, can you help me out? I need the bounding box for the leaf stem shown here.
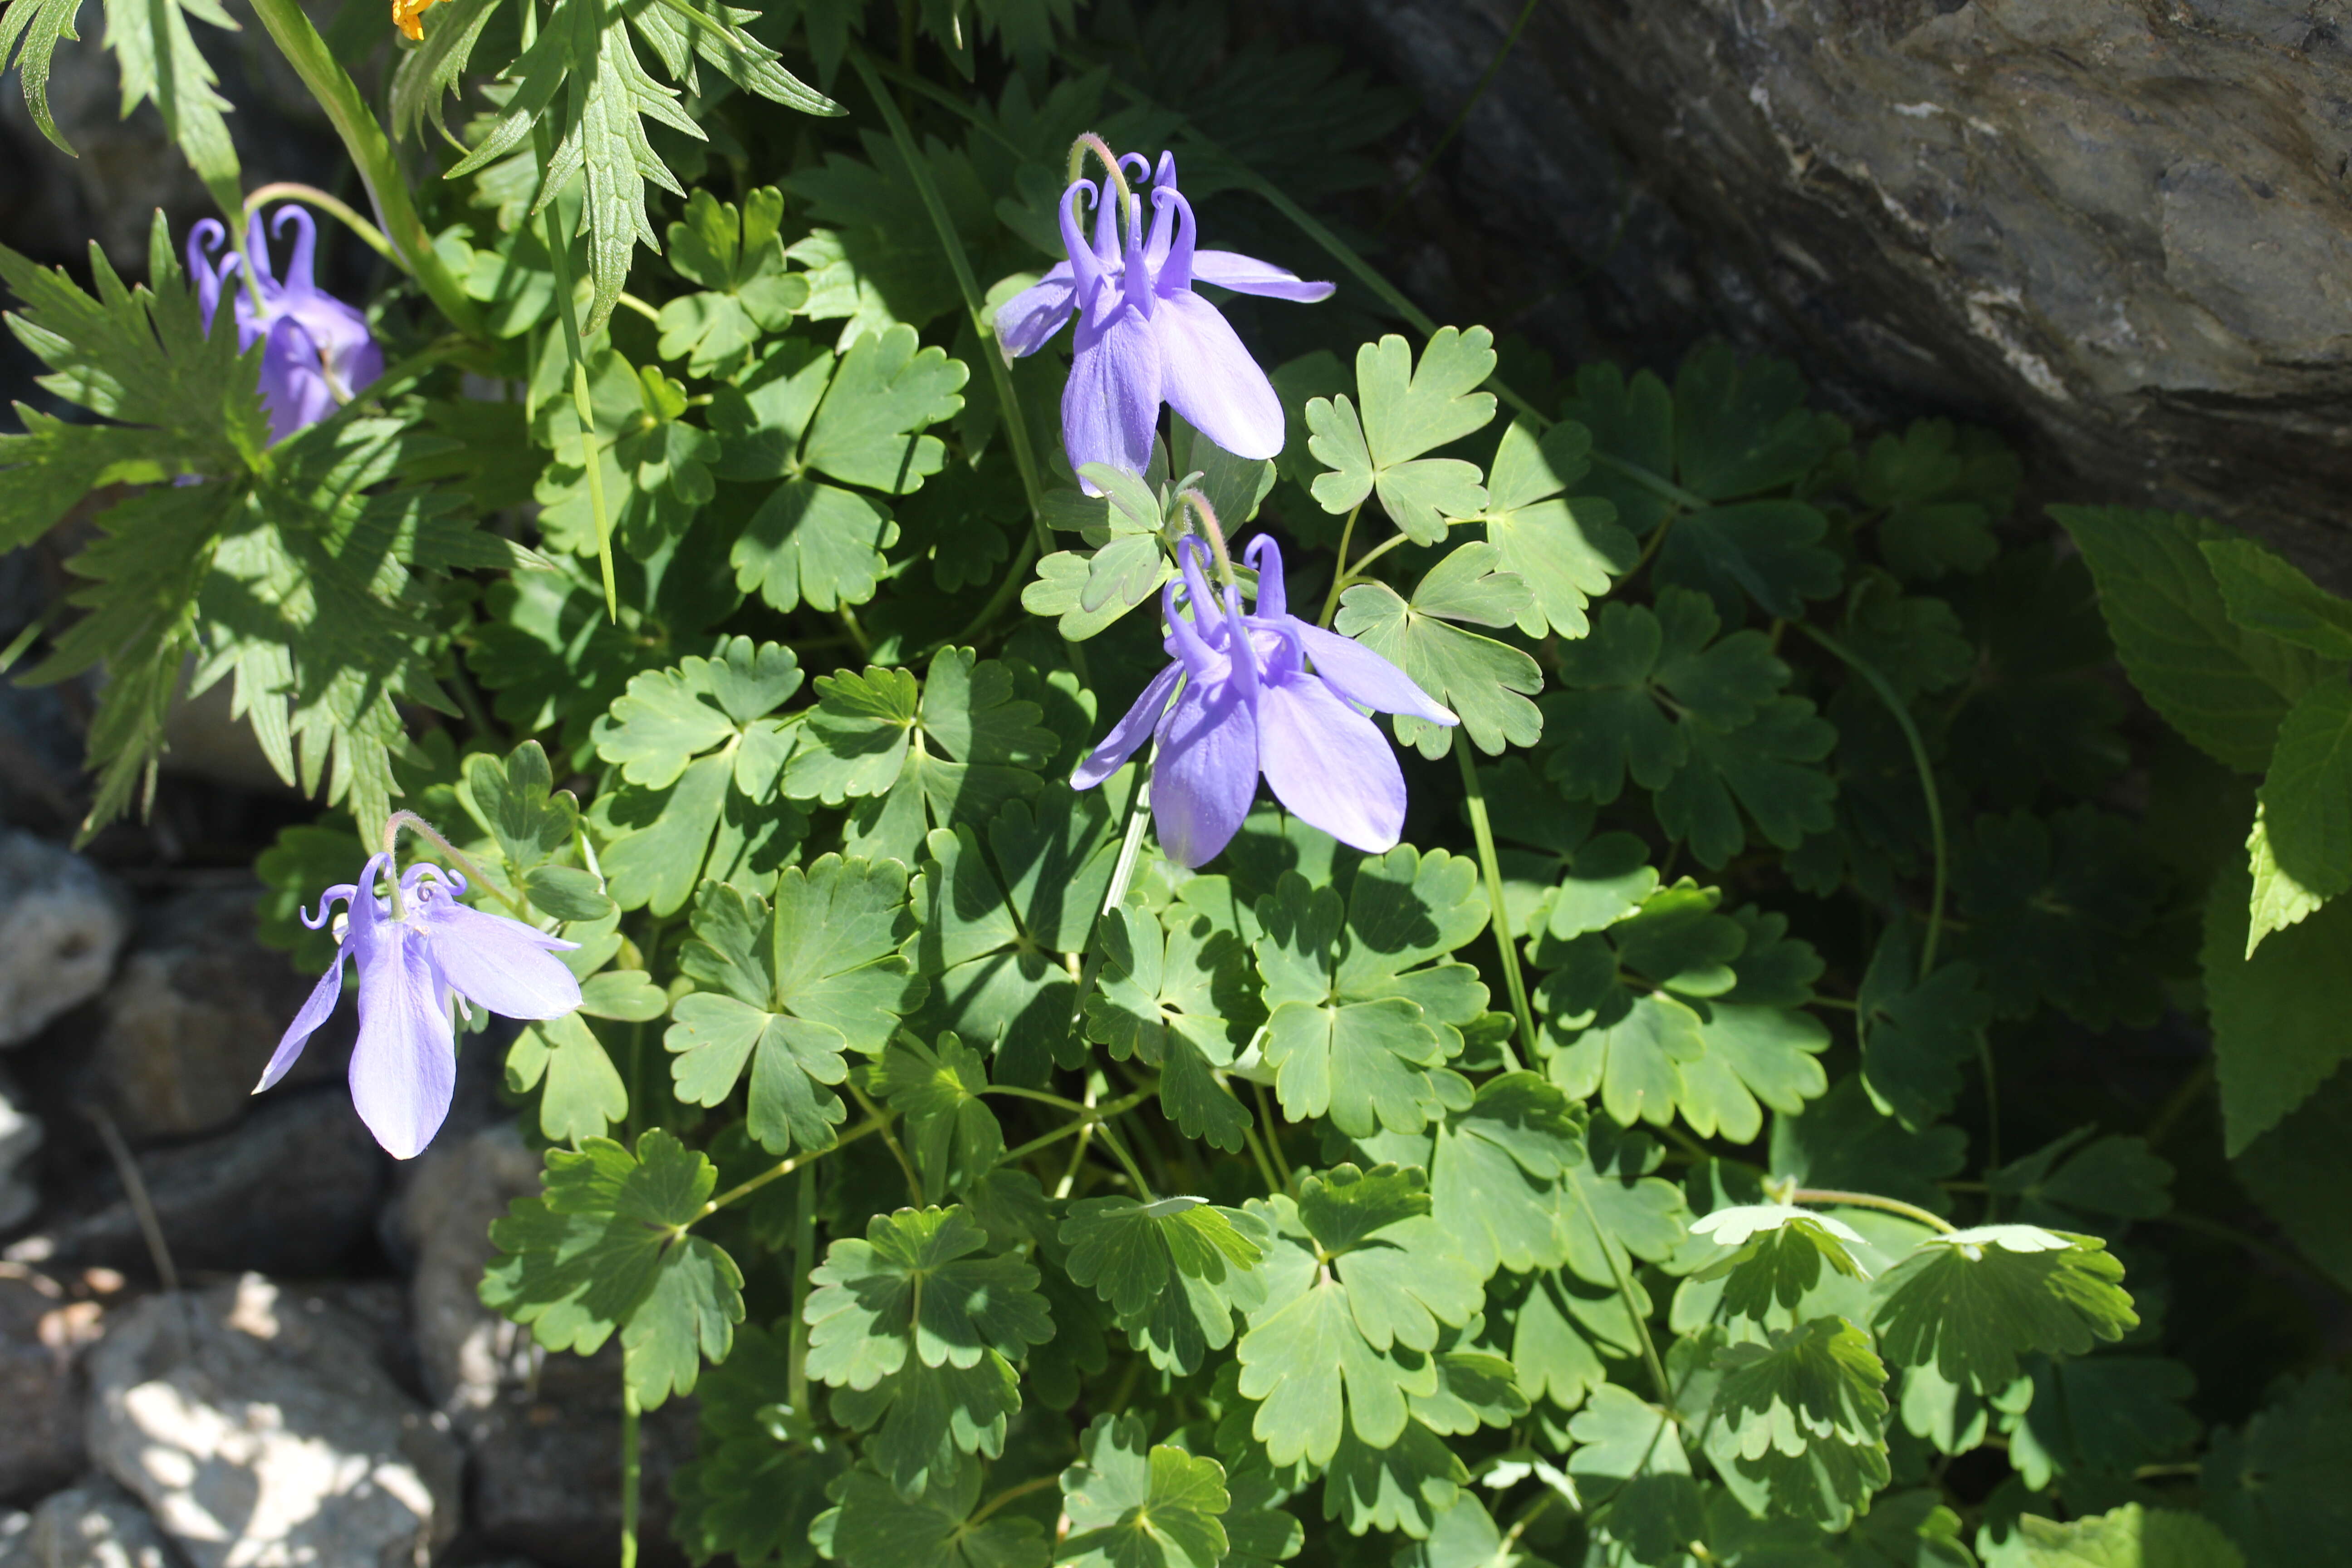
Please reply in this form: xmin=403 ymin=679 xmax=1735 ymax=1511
xmin=239 ymin=0 xmax=482 ymax=334
xmin=1318 ymin=502 xmax=1365 ymax=629
xmin=698 ymin=1119 xmax=883 ymax=1218
xmin=244 ymin=182 xmax=402 ymax=270
xmin=998 ymin=1086 xmax=1156 ymax=1166
xmin=1790 ymin=1187 xmax=1956 ymax=1235
xmin=1455 ymin=731 xmax=1537 ymax=1066
xmin=2142 ymin=1059 xmax=2214 ymax=1152
xmin=788 ymin=1162 xmax=816 ymax=1417
xmin=971 ymin=1473 xmax=1060 ymax=1525
xmin=619 ymin=1387 xmax=642 ymax=1568
xmin=848 ymin=1082 xmax=925 ymax=1205
xmin=1795 ymin=623 xmax=1947 ymax=978
xmin=1251 ymin=1081 xmax=1294 ymax=1190
xmin=1567 ymin=1174 xmax=1671 ymax=1402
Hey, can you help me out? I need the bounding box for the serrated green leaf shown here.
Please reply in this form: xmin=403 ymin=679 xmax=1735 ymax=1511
xmin=1565 ymin=1385 xmax=1704 ymax=1567
xmin=1062 ymin=1196 xmax=1266 ymax=1374
xmin=480 ymin=1129 xmax=743 ymax=1406
xmin=1688 ymin=1206 xmax=1869 ymax=1321
xmin=1955 ymin=807 xmax=2161 ymax=1029
xmin=668 ymin=858 xmax=925 ymax=1154
xmin=1871 ymin=1225 xmax=2135 ymax=1392
xmin=1772 ymin=1077 xmax=1965 ymax=1215
xmin=2249 ymin=679 xmax=2352 ymax=949
xmin=2053 ymin=506 xmax=2327 ymax=773
xmin=1988 ymin=1129 xmax=2173 ymax=1229
xmin=1059 ymin=1414 xmax=1231 ymax=1568
xmin=2202 ymin=1371 xmax=2352 ymax=1568
xmin=2011 ymin=1505 xmax=2244 ymax=1568
xmin=1428 ymin=1072 xmax=1587 ymax=1277
xmin=669 ymin=1321 xmax=845 ymax=1568
xmin=2228 ymin=1058 xmax=2352 ymax=1294
xmin=1710 ymin=1317 xmax=1890 ymax=1528
xmin=1333 ymin=543 xmax=1543 ymax=758
xmin=1306 ymin=328 xmax=1498 ymax=543
xmin=2200 ymin=853 xmax=2352 ymax=1154
xmin=1858 ymin=418 xmax=2018 ymax=583
xmin=2201 ymin=538 xmax=2352 ymax=661
xmin=2004 ymin=1356 xmax=2199 ymax=1491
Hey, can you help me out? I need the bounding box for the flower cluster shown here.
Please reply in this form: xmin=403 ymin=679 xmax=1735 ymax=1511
xmin=995 ymin=152 xmax=1333 ymax=487
xmin=1075 ymin=535 xmax=1457 ymax=867
xmin=262 ymin=855 xmax=580 ymax=1159
xmin=187 ymin=206 xmax=384 ymax=444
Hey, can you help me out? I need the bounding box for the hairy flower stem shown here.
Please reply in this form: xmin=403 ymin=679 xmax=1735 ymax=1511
xmin=1455 ymin=732 xmax=1536 ymax=1066
xmin=243 ymin=183 xmax=401 ymax=270
xmin=1176 ymin=490 xmax=1238 ymax=587
xmin=239 ymin=0 xmax=482 ymax=335
xmin=848 ymin=47 xmax=1087 ymax=688
xmin=381 ymin=810 xmax=531 ymax=919
xmin=1067 ymin=131 xmax=1138 ymax=219
xmin=618 ymin=1390 xmax=641 ymax=1568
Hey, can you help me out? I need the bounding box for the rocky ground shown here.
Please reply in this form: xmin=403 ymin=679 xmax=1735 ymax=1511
xmin=0 ymin=798 xmax=682 ymax=1568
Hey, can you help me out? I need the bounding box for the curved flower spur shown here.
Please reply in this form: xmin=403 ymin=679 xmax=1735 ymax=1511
xmin=994 ymin=146 xmax=1335 ymax=486
xmin=260 ymin=850 xmax=582 ymax=1159
xmin=186 ymin=206 xmax=385 ymax=443
xmin=1074 ymin=533 xmax=1458 ymax=868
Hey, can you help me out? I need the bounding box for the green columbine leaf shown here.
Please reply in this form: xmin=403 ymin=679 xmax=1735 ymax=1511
xmin=1870 ymin=1225 xmax=2136 ymax=1392
xmin=1235 ymin=1165 xmax=1486 ymax=1467
xmin=784 ymin=647 xmax=1058 ymax=865
xmin=1062 ymin=1196 xmax=1268 ymax=1376
xmin=710 ymin=328 xmax=968 ymax=612
xmin=1708 ymin=1317 xmax=1890 ymax=1528
xmin=1087 ymin=899 xmax=1264 ymax=1152
xmin=804 ymin=1205 xmax=1053 ymax=1496
xmin=532 ymin=352 xmax=718 ymax=557
xmin=465 ymin=742 xmax=612 ymax=922
xmin=2053 ymin=505 xmax=2327 ymax=773
xmin=1771 ymin=1077 xmax=1966 ymax=1215
xmin=1857 ymin=418 xmax=2018 ymax=583
xmin=1856 ymin=926 xmax=1994 ymax=1132
xmin=871 ymin=1033 xmax=1004 ymax=1198
xmin=822 ymin=1459 xmax=1049 ymax=1568
xmin=1395 ymin=1496 xmax=1549 ymax=1568
xmin=590 ymin=637 xmax=807 ymax=914
xmin=1686 ymin=1206 xmax=1870 ymax=1322
xmin=1252 ymin=848 xmax=1490 ymax=1137
xmin=657 ymin=187 xmax=811 ymax=377
xmin=907 ymin=786 xmax=1120 ymax=1079
xmin=480 ymin=1130 xmax=744 ymax=1408
xmin=1321 ymin=1416 xmax=1475 ymax=1538
xmin=2203 ymin=1371 xmax=2352 ymax=1568
xmin=669 ymin=1322 xmax=846 ymax=1568
xmin=1542 ymin=588 xmax=1834 ymax=867
xmin=2004 ymin=1356 xmax=2200 ymax=1491
xmin=2250 ymin=679 xmax=2352 ymax=949
xmin=666 ymin=857 xmax=926 ymax=1156
xmin=1840 ymin=574 xmax=1977 ymax=701
xmin=2009 ymin=1505 xmax=2245 ymax=1568
xmin=440 ymin=0 xmax=838 ymax=333
xmin=1306 ymin=327 xmax=1499 ymax=544
xmin=1332 ymin=543 xmax=1544 ymax=758
xmin=1988 ymin=1128 xmax=2173 ymax=1229
xmin=1476 ymin=418 xmax=1635 ymax=639
xmin=1564 ymin=1384 xmax=1705 ymax=1568
xmin=507 ymin=1011 xmax=632 ymax=1142
xmin=1059 ymin=1414 xmax=1232 ymax=1568
xmin=1426 ymin=1072 xmax=1588 ymax=1278
xmin=1954 ymin=807 xmax=2161 ymax=1029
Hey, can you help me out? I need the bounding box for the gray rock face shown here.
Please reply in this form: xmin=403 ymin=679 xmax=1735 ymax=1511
xmin=91 ymin=885 xmax=335 ymax=1143
xmin=4 ymin=1481 xmax=176 ymax=1568
xmin=6 ymin=1091 xmax=387 ymax=1280
xmin=391 ymin=1127 xmax=691 ymax=1568
xmin=0 ymin=833 xmax=127 ymax=1049
xmin=85 ymin=1276 xmax=461 ymax=1568
xmin=0 ymin=1068 xmax=39 ymax=1232
xmin=0 ymin=1270 xmax=99 ymax=1500
xmin=1275 ymin=0 xmax=2352 ymax=576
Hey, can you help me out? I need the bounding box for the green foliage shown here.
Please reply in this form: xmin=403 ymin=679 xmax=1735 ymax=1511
xmin=2201 ymin=1373 xmax=2352 ymax=1568
xmin=1334 ymin=544 xmax=1545 ymax=758
xmin=1306 ymin=328 xmax=1498 ymax=545
xmin=1059 ymin=1415 xmax=1234 ymax=1568
xmin=1870 ymin=1226 xmax=2136 ymax=1393
xmin=1708 ymin=1317 xmax=1891 ymax=1527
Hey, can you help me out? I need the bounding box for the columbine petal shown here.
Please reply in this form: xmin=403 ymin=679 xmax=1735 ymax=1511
xmin=1244 ymin=535 xmax=1288 ymax=620
xmin=996 ymin=263 xmax=1078 ymax=358
xmin=1150 ymin=290 xmax=1286 ymax=461
xmin=1074 ymin=659 xmax=1185 ymax=789
xmin=1152 ymin=676 xmax=1259 ymax=868
xmin=1064 ymin=303 xmax=1163 ymax=489
xmin=418 ymin=898 xmax=582 ymax=1020
xmin=1292 ymin=622 xmax=1458 ymax=724
xmin=255 ymin=951 xmax=346 ymax=1093
xmin=186 ymin=219 xmax=227 ymax=329
xmin=1255 ymin=667 xmax=1410 ymax=853
xmin=347 ymin=920 xmax=457 ymax=1161
xmin=259 ymin=316 xmax=338 ymax=443
xmin=1190 ymin=250 xmax=1338 ymax=303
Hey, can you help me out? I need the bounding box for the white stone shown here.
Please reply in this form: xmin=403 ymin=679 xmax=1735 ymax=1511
xmin=0 ymin=1066 xmax=39 ymax=1230
xmin=0 ymin=832 xmax=127 ymax=1048
xmin=86 ymin=1275 xmax=461 ymax=1568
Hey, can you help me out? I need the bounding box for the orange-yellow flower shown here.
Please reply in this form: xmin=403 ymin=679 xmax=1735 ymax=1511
xmin=393 ymin=0 xmax=442 ymax=40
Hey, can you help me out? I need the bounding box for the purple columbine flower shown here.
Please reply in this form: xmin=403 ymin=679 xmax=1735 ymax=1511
xmin=259 ymin=855 xmax=581 ymax=1159
xmin=995 ymin=152 xmax=1333 ymax=487
xmin=1074 ymin=535 xmax=1458 ymax=867
xmin=187 ymin=206 xmax=385 ymax=444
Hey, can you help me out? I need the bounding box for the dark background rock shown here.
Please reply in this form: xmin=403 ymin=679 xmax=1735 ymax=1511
xmin=1269 ymin=0 xmax=2352 ymax=582
xmin=0 ymin=1271 xmax=98 ymax=1504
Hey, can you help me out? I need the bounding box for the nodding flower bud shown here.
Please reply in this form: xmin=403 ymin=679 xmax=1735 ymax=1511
xmin=991 ymin=145 xmax=1335 ymax=491
xmin=185 ymin=206 xmax=384 ymax=445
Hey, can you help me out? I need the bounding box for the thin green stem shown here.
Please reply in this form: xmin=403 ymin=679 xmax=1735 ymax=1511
xmin=998 ymin=1087 xmax=1156 ymax=1166
xmin=1235 ymin=1101 xmax=1284 ymax=1196
xmin=932 ymin=527 xmax=1039 ymax=656
xmin=1378 ymin=0 xmax=1542 ymax=228
xmin=1087 ymin=1118 xmax=1156 ymax=1197
xmin=1791 ymin=1187 xmax=1957 ymax=1235
xmin=1250 ymin=1081 xmax=1294 ymax=1190
xmin=697 ymin=1120 xmax=883 ymax=1219
xmin=1592 ymin=452 xmax=1711 ymax=515
xmin=788 ymin=1162 xmax=816 ymax=1417
xmin=2143 ymin=1059 xmax=2214 ymax=1151
xmin=529 ymin=116 xmax=617 ymax=620
xmin=848 ymin=1082 xmax=925 ymax=1205
xmin=1177 ymin=489 xmax=1237 ymax=586
xmin=984 ymin=1084 xmax=1095 ymax=1116
xmin=619 ymin=1388 xmax=642 ymax=1568
xmin=1054 ymin=1076 xmax=1102 ymax=1199
xmin=240 ymin=0 xmax=481 ymax=334
xmin=245 ymin=182 xmax=401 ymax=269
xmin=848 ymin=47 xmax=1085 ymax=686
xmin=382 ymin=810 xmax=532 ymax=917
xmin=1455 ymin=732 xmax=1536 ymax=1066
xmin=1317 ymin=503 xmax=1365 ymax=628
xmin=1567 ymin=1175 xmax=1671 ymax=1403
xmin=1797 ymin=623 xmax=1947 ymax=977
xmin=971 ymin=1474 xmax=1061 ymax=1525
